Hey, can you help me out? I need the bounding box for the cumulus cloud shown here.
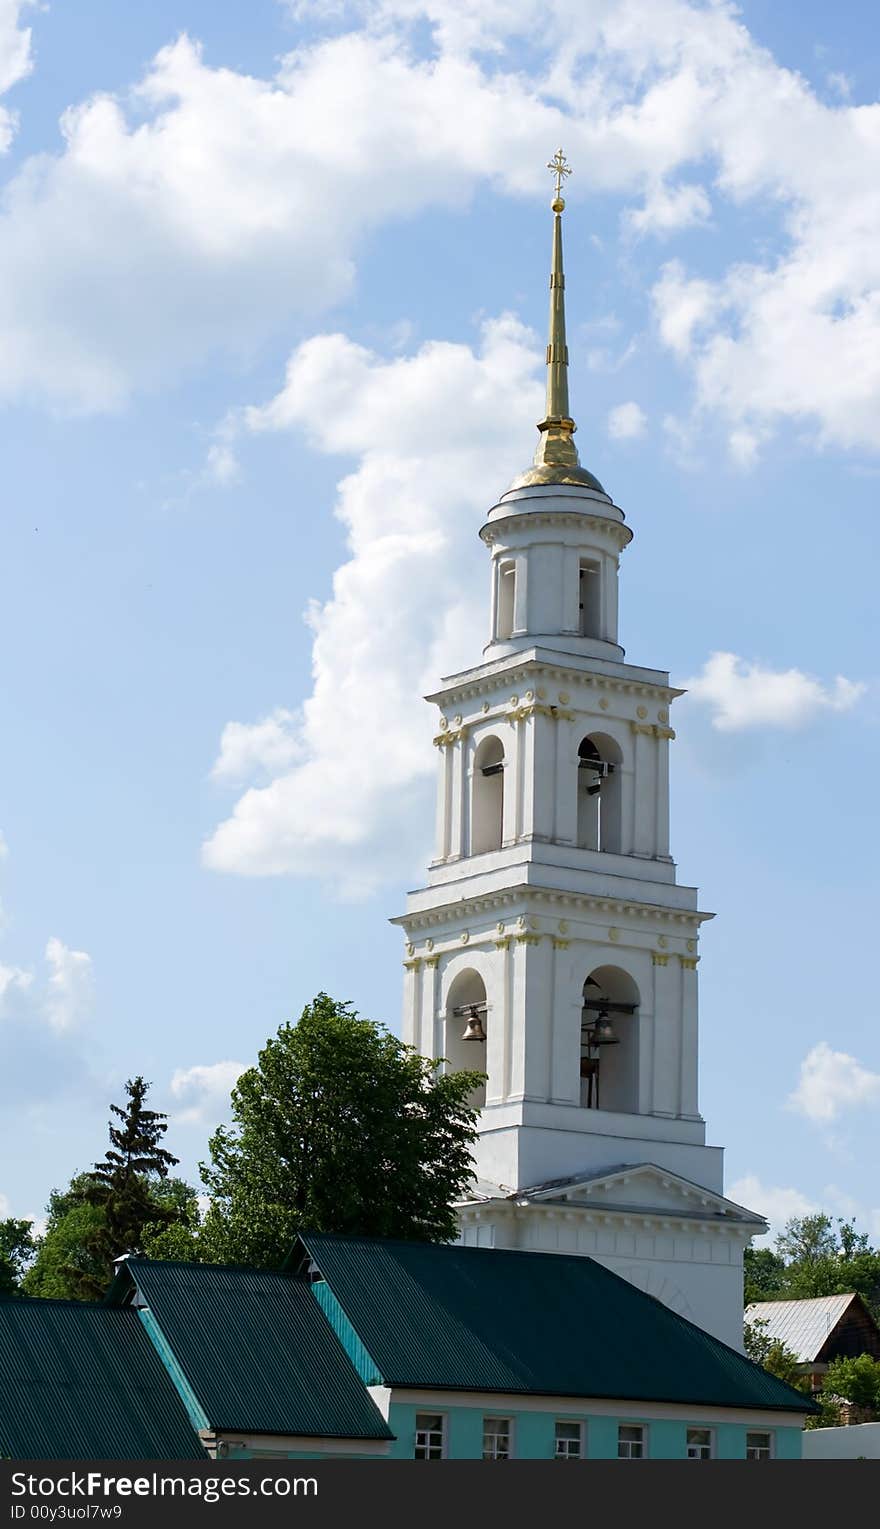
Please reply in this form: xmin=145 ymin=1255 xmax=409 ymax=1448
xmin=0 ymin=0 xmax=32 ymax=151
xmin=682 ymin=652 xmax=865 ymax=732
xmin=607 ymin=400 xmax=646 ymax=440
xmin=204 ymin=315 xmax=542 ymax=891
xmin=43 ymin=937 xmax=94 ymax=1033
xmin=728 ymin=1174 xmax=816 ymax=1245
xmin=0 ymin=0 xmax=876 ymax=456
xmin=169 ymin=1060 xmax=248 ymax=1125
xmin=211 ymin=708 xmax=301 ymax=783
xmin=788 ymin=1042 xmax=880 ymax=1125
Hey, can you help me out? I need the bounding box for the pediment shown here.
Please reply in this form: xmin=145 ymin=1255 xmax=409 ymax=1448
xmin=519 ymin=1163 xmax=765 ymax=1225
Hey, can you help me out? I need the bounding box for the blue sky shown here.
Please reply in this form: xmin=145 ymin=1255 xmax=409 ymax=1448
xmin=0 ymin=0 xmax=878 ymax=1244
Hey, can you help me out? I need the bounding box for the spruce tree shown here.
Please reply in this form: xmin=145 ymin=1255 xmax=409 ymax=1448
xmin=69 ymin=1077 xmax=180 ymax=1298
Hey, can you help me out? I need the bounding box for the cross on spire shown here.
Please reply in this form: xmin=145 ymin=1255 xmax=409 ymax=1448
xmin=547 ymin=148 xmax=572 ymax=206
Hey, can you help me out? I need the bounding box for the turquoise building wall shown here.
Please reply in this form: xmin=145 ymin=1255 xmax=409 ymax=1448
xmin=386 ymin=1400 xmax=803 ymax=1460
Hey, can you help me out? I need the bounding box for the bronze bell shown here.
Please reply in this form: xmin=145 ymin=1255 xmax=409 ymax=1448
xmin=460 ymin=1007 xmax=487 ymax=1042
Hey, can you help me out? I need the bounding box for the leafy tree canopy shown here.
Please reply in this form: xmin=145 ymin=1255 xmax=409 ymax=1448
xmin=821 ymin=1353 xmax=880 ymax=1413
xmin=0 ymin=1218 xmax=37 ymax=1298
xmin=200 ymin=993 xmax=484 ymax=1267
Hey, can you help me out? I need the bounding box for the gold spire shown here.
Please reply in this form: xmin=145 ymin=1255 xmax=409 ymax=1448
xmin=508 ymin=149 xmax=606 ymax=494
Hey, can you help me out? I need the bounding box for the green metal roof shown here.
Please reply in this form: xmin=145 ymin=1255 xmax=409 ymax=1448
xmin=297 ymin=1233 xmax=816 ymax=1414
xmin=111 ymin=1258 xmax=392 ymax=1440
xmin=0 ymin=1299 xmax=205 ymax=1459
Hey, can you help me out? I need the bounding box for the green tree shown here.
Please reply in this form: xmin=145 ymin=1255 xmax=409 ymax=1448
xmin=0 ymin=1218 xmax=37 ymax=1297
xmin=23 ymin=1173 xmax=201 ymax=1300
xmin=744 ymin=1246 xmax=786 ymax=1304
xmin=200 ymin=993 xmax=484 ymax=1267
xmin=821 ymin=1354 xmax=880 ymax=1417
xmin=743 ymin=1317 xmax=805 ymax=1388
xmin=775 ymin=1213 xmax=838 ymax=1266
xmin=21 ymin=1179 xmax=107 ymax=1300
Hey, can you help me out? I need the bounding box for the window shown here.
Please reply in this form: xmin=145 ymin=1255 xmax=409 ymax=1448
xmin=482 ymin=1417 xmax=512 ymax=1460
xmin=554 ymin=1421 xmax=584 ymax=1459
xmin=496 ymin=561 xmax=516 ymax=640
xmin=578 ymin=560 xmax=601 ymax=638
xmin=471 ymin=735 xmax=504 ymax=855
xmin=686 ymin=1427 xmax=713 ymax=1460
xmin=746 ymin=1431 xmax=773 ymax=1460
xmin=617 ymin=1424 xmax=645 ymax=1459
xmin=414 ymin=1413 xmax=446 ymax=1460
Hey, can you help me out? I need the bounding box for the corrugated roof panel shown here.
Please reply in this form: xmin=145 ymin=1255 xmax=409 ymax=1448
xmin=0 ymin=1300 xmax=205 ymax=1459
xmin=118 ymin=1259 xmax=392 ymax=1440
xmin=745 ymin=1295 xmax=856 ymax=1362
xmin=301 ymin=1233 xmax=814 ymax=1413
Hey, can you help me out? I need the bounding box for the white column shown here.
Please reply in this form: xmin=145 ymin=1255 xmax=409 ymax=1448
xmin=632 ymin=725 xmax=656 ymax=857
xmin=521 ymin=934 xmax=555 ymax=1101
xmin=563 ymin=546 xmax=580 ymax=633
xmin=550 ymin=940 xmax=581 ymax=1104
xmin=421 ymin=956 xmax=440 ymax=1060
xmin=679 ymin=956 xmax=700 ymax=1118
xmin=434 ymin=745 xmax=452 ymax=861
xmin=450 ymin=732 xmax=469 ymax=858
xmin=656 ymin=728 xmax=671 ymax=859
xmin=513 ymin=552 xmax=528 ymax=634
xmin=402 ymin=959 xmax=421 ymax=1048
xmin=554 ymin=716 xmax=577 ymax=843
xmin=650 ymin=954 xmax=681 ymax=1117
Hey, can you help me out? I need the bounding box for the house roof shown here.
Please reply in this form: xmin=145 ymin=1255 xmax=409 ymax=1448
xmin=109 ymin=1258 xmax=392 ymax=1440
xmin=745 ymin=1295 xmax=862 ymax=1363
xmin=0 ymin=1298 xmax=204 ymax=1459
xmin=297 ymin=1232 xmax=815 ymax=1413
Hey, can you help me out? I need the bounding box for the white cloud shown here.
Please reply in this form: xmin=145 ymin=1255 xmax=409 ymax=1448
xmin=728 ymin=1173 xmax=816 ymax=1245
xmin=788 ymin=1041 xmax=880 ymax=1125
xmin=607 ymin=400 xmax=646 ymax=440
xmin=0 ymin=0 xmax=876 ymax=458
xmin=0 ymin=0 xmax=32 ymax=151
xmin=43 ymin=936 xmax=94 ymax=1033
xmin=210 ymin=708 xmax=301 ymax=784
xmin=0 ymin=961 xmax=33 ymax=1009
xmin=682 ymin=651 xmax=865 ymax=732
xmin=169 ymin=1060 xmax=248 ymax=1125
xmin=204 ymin=314 xmax=542 ymax=892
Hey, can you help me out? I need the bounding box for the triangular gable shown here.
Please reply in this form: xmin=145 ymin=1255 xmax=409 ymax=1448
xmin=510 ymin=1163 xmax=766 ymax=1224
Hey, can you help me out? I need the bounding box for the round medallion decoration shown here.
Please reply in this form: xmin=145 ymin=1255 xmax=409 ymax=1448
xmin=426 ymin=938 xmax=434 ymax=951
xmin=510 ymin=694 xmax=519 ymax=706
xmin=454 ymin=714 xmax=462 ymax=726
xmin=558 ymin=692 xmax=570 ymax=705
xmin=481 ymin=701 xmax=490 ymax=713
xmin=658 ymin=709 xmax=669 ymax=723
xmin=460 ymin=931 xmax=470 ymax=944
xmin=599 ymin=697 xmax=610 ymax=710
xmin=636 ymin=705 xmax=647 ymax=719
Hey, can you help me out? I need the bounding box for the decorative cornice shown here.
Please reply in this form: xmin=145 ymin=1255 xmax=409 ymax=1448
xmin=428 ymin=659 xmax=683 ymax=712
xmin=479 ymin=509 xmax=632 ymax=552
xmin=392 ymin=885 xmax=713 ymax=938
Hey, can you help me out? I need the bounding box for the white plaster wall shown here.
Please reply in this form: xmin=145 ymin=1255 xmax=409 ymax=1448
xmin=802 ymin=1423 xmax=880 ymax=1459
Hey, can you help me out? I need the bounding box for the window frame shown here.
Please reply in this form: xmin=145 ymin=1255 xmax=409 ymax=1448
xmin=413 ymin=1411 xmax=447 ymax=1461
xmin=686 ymin=1426 xmax=715 ymax=1460
xmin=482 ymin=1415 xmax=514 ymax=1461
xmin=745 ymin=1429 xmax=774 ymax=1460
xmin=554 ymin=1419 xmax=585 ymax=1460
xmin=617 ymin=1423 xmax=646 ymax=1460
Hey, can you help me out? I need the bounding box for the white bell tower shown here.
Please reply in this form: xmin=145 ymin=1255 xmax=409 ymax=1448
xmin=392 ymin=152 xmax=763 ymax=1350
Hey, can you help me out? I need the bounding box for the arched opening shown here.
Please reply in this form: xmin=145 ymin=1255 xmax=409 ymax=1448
xmin=579 ymin=560 xmax=601 ymax=638
xmin=444 ymin=969 xmax=488 ymax=1110
xmin=577 ymin=733 xmax=623 ymax=854
xmin=471 ymin=735 xmax=504 ymax=855
xmin=496 ymin=560 xmax=516 ymax=641
xmin=580 ymin=966 xmax=640 ymax=1114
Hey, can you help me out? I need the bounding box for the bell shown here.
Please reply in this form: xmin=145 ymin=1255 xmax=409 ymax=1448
xmin=461 ymin=1009 xmax=487 ymax=1043
xmin=592 ymin=1010 xmax=619 ymax=1046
